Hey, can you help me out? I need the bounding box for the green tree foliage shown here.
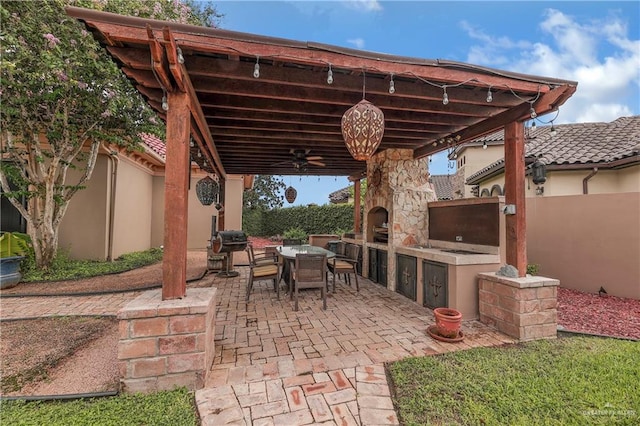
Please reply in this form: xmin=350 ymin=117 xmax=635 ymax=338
xmin=0 ymin=0 xmax=220 ymax=269
xmin=348 ymin=179 xmax=367 ymax=205
xmin=243 ymin=175 xmax=286 ymax=210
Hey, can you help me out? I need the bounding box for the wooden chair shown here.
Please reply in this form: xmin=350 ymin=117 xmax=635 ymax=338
xmin=282 ymin=238 xmax=302 ymax=246
xmin=245 ymin=245 xmax=281 ymax=300
xmin=327 ymin=243 xmax=360 ymax=292
xmin=291 ymin=253 xmax=327 ymax=311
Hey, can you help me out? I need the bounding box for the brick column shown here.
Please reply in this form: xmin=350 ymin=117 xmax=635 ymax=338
xmin=478 ymin=273 xmax=558 ymax=341
xmin=118 ymin=288 xmax=217 ymax=393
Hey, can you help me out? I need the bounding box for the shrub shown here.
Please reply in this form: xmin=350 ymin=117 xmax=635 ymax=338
xmin=283 ymin=227 xmax=307 ymax=242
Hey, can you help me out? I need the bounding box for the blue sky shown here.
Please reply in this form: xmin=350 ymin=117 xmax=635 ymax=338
xmin=212 ymin=1 xmax=640 ymax=206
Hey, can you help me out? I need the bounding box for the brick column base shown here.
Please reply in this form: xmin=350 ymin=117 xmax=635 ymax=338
xmin=478 ymin=273 xmax=558 ymax=341
xmin=117 ymin=288 xmax=216 ymax=394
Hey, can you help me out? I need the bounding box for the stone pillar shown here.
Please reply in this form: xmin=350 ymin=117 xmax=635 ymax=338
xmin=118 ymin=288 xmax=217 ymax=393
xmin=478 ymin=273 xmax=558 ymax=341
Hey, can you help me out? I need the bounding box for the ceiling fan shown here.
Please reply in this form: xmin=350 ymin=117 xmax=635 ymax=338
xmin=278 ymin=149 xmax=325 ymax=170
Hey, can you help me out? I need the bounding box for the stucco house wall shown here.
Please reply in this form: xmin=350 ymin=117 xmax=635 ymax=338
xmin=526 ymin=193 xmax=640 ymax=300
xmin=58 ymin=155 xmax=110 ymax=260
xmin=111 ymin=156 xmax=154 ymax=258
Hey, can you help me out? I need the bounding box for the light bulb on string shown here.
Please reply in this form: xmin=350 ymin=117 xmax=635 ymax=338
xmin=177 ymin=47 xmax=184 ymax=64
xmin=486 ymin=88 xmax=493 ymax=103
xmin=161 ymin=94 xmax=168 ymax=111
xmin=442 ymin=87 xmax=449 ymax=105
xmin=327 ymin=64 xmax=333 ymax=84
xmin=253 ymin=56 xmax=260 ymax=78
xmin=530 ymin=106 xmax=537 ymax=119
xmin=389 ymin=74 xmax=395 ymax=94
xmin=550 ymin=122 xmax=557 ymax=136
xmin=483 ymin=141 xmax=488 ymax=150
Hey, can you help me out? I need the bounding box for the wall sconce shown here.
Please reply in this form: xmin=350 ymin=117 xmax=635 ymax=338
xmin=531 ymin=159 xmax=547 ymax=184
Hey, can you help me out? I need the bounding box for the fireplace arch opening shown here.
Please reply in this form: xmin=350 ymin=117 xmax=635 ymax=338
xmin=367 ymin=206 xmax=389 ymax=243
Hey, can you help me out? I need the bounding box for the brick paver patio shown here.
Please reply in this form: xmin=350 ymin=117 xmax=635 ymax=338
xmin=1 ymin=258 xmax=515 ymax=425
xmin=190 ymin=265 xmax=515 ymax=425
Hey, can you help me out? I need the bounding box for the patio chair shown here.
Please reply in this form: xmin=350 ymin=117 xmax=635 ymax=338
xmin=333 ymin=241 xmax=347 ymax=258
xmin=291 ymin=253 xmax=328 ymax=311
xmin=247 ymin=243 xmax=279 ymax=267
xmin=327 ymin=243 xmax=360 ymax=292
xmin=245 ymin=246 xmax=281 ymax=301
xmin=282 ymin=238 xmax=302 ymax=246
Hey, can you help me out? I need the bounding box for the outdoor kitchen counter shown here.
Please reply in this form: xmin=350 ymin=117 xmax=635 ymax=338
xmin=395 ymin=245 xmax=500 ymax=265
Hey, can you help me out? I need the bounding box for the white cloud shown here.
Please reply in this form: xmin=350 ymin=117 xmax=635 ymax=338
xmin=343 ymin=0 xmax=383 ymax=12
xmin=348 ymin=37 xmax=365 ymax=49
xmin=461 ymin=8 xmax=639 ymax=124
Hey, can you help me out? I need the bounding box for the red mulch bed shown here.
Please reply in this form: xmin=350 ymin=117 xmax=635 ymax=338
xmin=248 ymin=236 xmax=279 ymax=249
xmin=557 ymin=287 xmax=640 ymax=339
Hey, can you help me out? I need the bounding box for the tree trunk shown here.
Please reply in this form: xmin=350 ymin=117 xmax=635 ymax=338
xmin=0 ymin=132 xmax=101 ymax=271
xmin=29 ymin=225 xmax=58 ymax=269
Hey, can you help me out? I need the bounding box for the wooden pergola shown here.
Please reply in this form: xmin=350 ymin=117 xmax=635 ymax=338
xmin=67 ymin=7 xmax=577 ymax=299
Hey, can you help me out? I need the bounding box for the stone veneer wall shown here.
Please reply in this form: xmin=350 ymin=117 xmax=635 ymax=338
xmin=364 ymin=149 xmax=437 ymax=291
xmin=118 ymin=288 xmax=217 ymax=393
xmin=478 ymin=273 xmax=558 ymax=341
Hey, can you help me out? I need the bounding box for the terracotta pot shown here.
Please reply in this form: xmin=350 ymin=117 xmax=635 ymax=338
xmin=433 ymin=307 xmax=462 ymax=339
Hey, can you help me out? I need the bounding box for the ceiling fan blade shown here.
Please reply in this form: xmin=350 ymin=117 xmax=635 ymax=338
xmin=308 ymin=160 xmax=326 ymax=167
xmin=306 ymin=156 xmax=323 ymax=161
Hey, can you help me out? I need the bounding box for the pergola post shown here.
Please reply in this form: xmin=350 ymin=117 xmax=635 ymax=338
xmin=162 ymin=91 xmax=191 ymax=299
xmin=504 ymin=121 xmax=527 ymax=276
xmin=353 ymin=179 xmax=361 ymax=233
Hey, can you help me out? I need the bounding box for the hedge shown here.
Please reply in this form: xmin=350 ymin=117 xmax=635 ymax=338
xmin=242 ymin=203 xmax=362 ymax=237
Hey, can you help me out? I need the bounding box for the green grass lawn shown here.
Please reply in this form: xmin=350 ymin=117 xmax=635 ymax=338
xmin=388 ymin=337 xmax=639 ymax=426
xmin=0 ymin=388 xmax=198 ymax=426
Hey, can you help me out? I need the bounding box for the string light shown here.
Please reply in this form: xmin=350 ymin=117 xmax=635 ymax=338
xmin=327 ymin=64 xmax=333 ymax=84
xmin=482 ymin=141 xmax=488 ymax=150
xmin=172 ymin=37 xmax=549 ymax=111
xmin=253 ymin=56 xmax=260 ymax=78
xmin=177 ymin=47 xmax=185 ymax=64
xmin=161 ymin=93 xmax=168 ymax=111
xmin=442 ymin=87 xmax=449 ymax=105
xmin=389 ymin=74 xmax=395 ymax=94
xmin=550 ymin=122 xmax=557 ymax=136
xmin=530 ymin=104 xmax=537 ymax=119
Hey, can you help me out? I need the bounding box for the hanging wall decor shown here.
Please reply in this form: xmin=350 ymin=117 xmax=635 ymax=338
xmin=341 ymin=99 xmax=385 ymax=161
xmin=196 ymin=176 xmax=219 ymax=206
xmin=285 ymin=186 xmax=297 ymax=203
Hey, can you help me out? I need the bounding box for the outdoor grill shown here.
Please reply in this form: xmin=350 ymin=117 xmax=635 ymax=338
xmin=212 ymin=231 xmax=248 ymax=277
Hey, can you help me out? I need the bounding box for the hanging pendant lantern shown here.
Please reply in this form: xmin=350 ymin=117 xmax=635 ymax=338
xmin=285 ymin=186 xmax=297 ymax=203
xmin=196 ymin=176 xmax=219 ymax=206
xmin=341 ymin=99 xmax=385 ymax=161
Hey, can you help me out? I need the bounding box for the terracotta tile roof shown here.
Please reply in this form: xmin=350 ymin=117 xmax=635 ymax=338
xmin=139 ymin=132 xmax=166 ymax=158
xmin=467 ymin=116 xmax=640 ymax=184
xmin=429 ymin=174 xmax=455 ymax=200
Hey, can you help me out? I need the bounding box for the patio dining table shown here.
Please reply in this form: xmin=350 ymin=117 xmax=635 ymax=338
xmin=276 ymin=245 xmax=336 ymax=295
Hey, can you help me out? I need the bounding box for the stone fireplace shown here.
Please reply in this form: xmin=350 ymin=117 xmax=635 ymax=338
xmin=363 ymin=149 xmax=437 ymax=291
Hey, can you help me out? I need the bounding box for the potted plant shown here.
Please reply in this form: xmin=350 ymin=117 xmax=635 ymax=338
xmin=0 ymin=232 xmax=32 ymax=289
xmin=433 ymin=307 xmax=463 ymax=339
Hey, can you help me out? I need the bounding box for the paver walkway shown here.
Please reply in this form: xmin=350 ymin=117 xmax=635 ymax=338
xmin=1 ymin=261 xmax=515 ymax=425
